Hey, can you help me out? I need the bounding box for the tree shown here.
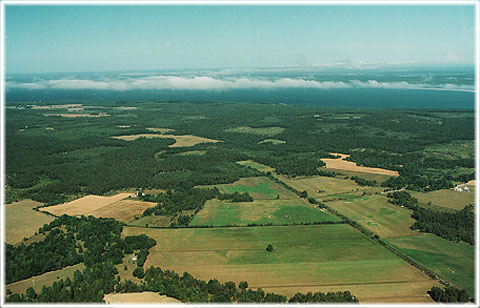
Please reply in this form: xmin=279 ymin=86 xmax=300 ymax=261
xmin=239 ymin=281 xmax=248 ymax=290
xmin=132 ymin=267 xmax=145 ymax=279
xmin=266 ymin=244 xmax=273 ymax=252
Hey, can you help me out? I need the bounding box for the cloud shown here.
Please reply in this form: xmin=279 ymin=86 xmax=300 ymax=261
xmin=6 ymin=75 xmax=475 ymax=92
xmin=443 ymin=51 xmax=460 ymax=63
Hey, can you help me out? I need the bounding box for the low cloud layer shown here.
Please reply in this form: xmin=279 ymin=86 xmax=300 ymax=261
xmin=6 ymin=75 xmax=475 ymax=92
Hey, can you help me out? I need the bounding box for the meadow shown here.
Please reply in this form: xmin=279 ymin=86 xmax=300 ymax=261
xmin=5 ymin=200 xmax=54 ymax=244
xmin=122 ymin=224 xmax=438 ymax=303
xmin=409 ymin=189 xmax=475 ymax=211
xmin=112 ymin=133 xmax=220 ymax=147
xmin=387 ymin=233 xmax=475 ymax=295
xmin=321 ymin=153 xmax=399 ymax=176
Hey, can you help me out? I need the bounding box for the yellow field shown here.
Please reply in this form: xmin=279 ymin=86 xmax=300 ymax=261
xmin=328 ymin=194 xmax=419 ymax=239
xmin=276 ymin=174 xmax=361 ymax=198
xmin=104 ymin=292 xmax=182 ymax=304
xmin=6 ymin=264 xmax=85 ymax=295
xmin=5 ymin=200 xmax=54 ymax=244
xmin=90 ymin=199 xmax=157 ymax=223
xmin=112 ymin=134 xmax=219 ymax=147
xmin=321 ymin=153 xmax=399 ymax=176
xmin=41 ymin=193 xmax=132 ymax=216
xmin=409 ymin=189 xmax=475 ymax=211
xmin=122 ymin=225 xmax=438 ymax=303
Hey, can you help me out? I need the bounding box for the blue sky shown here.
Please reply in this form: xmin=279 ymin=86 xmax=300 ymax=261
xmin=5 ymin=5 xmax=476 ymax=74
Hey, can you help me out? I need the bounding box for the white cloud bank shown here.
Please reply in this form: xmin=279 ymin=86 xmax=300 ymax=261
xmin=6 ymin=75 xmax=475 ymax=92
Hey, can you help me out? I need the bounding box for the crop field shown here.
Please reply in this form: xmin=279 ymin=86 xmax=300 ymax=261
xmin=112 ymin=133 xmax=219 ymax=147
xmin=321 ymin=153 xmax=399 ymax=176
xmin=89 ymin=199 xmax=157 ymax=223
xmin=200 ymin=177 xmax=298 ymax=200
xmin=237 ymin=160 xmax=275 ymax=173
xmin=276 ymin=175 xmax=362 ymax=198
xmin=5 ymin=263 xmax=85 ymax=295
xmin=40 ymin=193 xmax=132 ymax=216
xmin=387 ymin=234 xmax=475 ymax=295
xmin=324 ymin=168 xmax=394 ymax=183
xmin=190 ymin=199 xmax=338 ymax=226
xmin=408 ymin=189 xmax=475 ymax=211
xmin=327 ymin=194 xmax=418 ymax=239
xmin=122 ymin=224 xmax=438 ymax=303
xmin=128 ymin=215 xmax=172 ymax=227
xmin=103 ymin=292 xmax=182 ymax=304
xmin=5 ymin=200 xmax=54 ymax=244
xmin=225 ymin=126 xmax=285 ymax=136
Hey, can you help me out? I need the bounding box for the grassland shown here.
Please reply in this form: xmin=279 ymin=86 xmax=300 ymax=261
xmin=41 ymin=193 xmax=132 ymax=216
xmin=321 ymin=153 xmax=399 ymax=176
xmin=6 ymin=264 xmax=85 ymax=295
xmin=190 ymin=199 xmax=338 ymax=226
xmin=129 ymin=215 xmax=172 ymax=227
xmin=112 ymin=133 xmax=219 ymax=147
xmin=90 ymin=199 xmax=157 ymax=223
xmin=408 ymin=189 xmax=475 ymax=211
xmin=324 ymin=168 xmax=394 ymax=182
xmin=237 ymin=160 xmax=275 ymax=173
xmin=276 ymin=174 xmax=361 ymax=198
xmin=5 ymin=200 xmax=54 ymax=244
xmin=104 ymin=292 xmax=182 ymax=304
xmin=387 ymin=234 xmax=475 ymax=295
xmin=327 ymin=195 xmax=418 ymax=239
xmin=225 ymin=126 xmax=285 ymax=136
xmin=122 ymin=224 xmax=438 ymax=303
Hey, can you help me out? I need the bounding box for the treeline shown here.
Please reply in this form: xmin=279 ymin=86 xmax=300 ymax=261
xmin=350 ymin=176 xmax=377 ymax=187
xmin=254 ymin=152 xmax=327 ymax=177
xmin=428 ymin=286 xmax=471 ymax=303
xmin=6 ymin=215 xmax=157 ymax=284
xmin=387 ymin=191 xmax=474 ymax=244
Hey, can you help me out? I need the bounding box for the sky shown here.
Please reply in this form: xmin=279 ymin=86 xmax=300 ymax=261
xmin=5 ymin=4 xmax=477 ymax=74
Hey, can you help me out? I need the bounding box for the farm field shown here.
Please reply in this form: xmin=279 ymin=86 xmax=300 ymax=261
xmin=321 ymin=153 xmax=399 ymax=176
xmin=408 ymin=189 xmax=475 ymax=211
xmin=112 ymin=133 xmax=219 ymax=147
xmin=5 ymin=264 xmax=85 ymax=295
xmin=387 ymin=233 xmax=475 ymax=295
xmin=324 ymin=168 xmax=394 ymax=183
xmin=237 ymin=160 xmax=275 ymax=173
xmin=104 ymin=292 xmax=182 ymax=304
xmin=190 ymin=198 xmax=338 ymax=226
xmin=122 ymin=224 xmax=438 ymax=303
xmin=40 ymin=193 xmax=132 ymax=216
xmin=199 ymin=176 xmax=298 ymax=200
xmin=225 ymin=126 xmax=284 ymax=136
xmin=5 ymin=200 xmax=54 ymax=244
xmin=89 ymin=199 xmax=157 ymax=223
xmin=276 ymin=174 xmax=362 ymax=198
xmin=327 ymin=194 xmax=418 ymax=239
xmin=128 ymin=215 xmax=172 ymax=228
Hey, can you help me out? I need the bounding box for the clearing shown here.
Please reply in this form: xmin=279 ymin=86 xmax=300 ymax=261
xmin=321 ymin=153 xmax=399 ymax=176
xmin=225 ymin=126 xmax=285 ymax=136
xmin=6 ymin=264 xmax=85 ymax=295
xmin=327 ymin=194 xmax=418 ymax=239
xmin=190 ymin=198 xmax=338 ymax=227
xmin=89 ymin=199 xmax=157 ymax=223
xmin=408 ymin=189 xmax=474 ymax=211
xmin=104 ymin=292 xmax=182 ymax=304
xmin=122 ymin=224 xmax=439 ymax=303
xmin=128 ymin=215 xmax=172 ymax=228
xmin=387 ymin=233 xmax=474 ymax=296
xmin=40 ymin=193 xmax=132 ymax=216
xmin=258 ymin=139 xmax=286 ymax=145
xmin=237 ymin=160 xmax=275 ymax=173
xmin=112 ymin=134 xmax=219 ymax=147
xmin=43 ymin=112 xmax=109 ymax=118
xmin=146 ymin=127 xmax=175 ymax=133
xmin=5 ymin=200 xmax=54 ymax=244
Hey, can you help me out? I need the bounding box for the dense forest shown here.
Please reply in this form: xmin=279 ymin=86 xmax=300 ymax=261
xmin=387 ymin=191 xmax=474 ymax=244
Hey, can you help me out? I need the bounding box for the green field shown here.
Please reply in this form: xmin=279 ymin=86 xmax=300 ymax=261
xmin=327 ymin=195 xmax=418 ymax=238
xmin=190 ymin=199 xmax=338 ymax=226
xmin=123 ymin=224 xmax=438 ymax=303
xmin=225 ymin=126 xmax=285 ymax=136
xmin=387 ymin=234 xmax=475 ymax=296
xmin=408 ymin=189 xmax=475 ymax=211
xmin=237 ymin=160 xmax=275 ymax=173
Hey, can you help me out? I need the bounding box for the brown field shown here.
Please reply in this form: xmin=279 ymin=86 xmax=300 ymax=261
xmin=5 ymin=200 xmax=54 ymax=244
xmin=409 ymin=189 xmax=475 ymax=211
xmin=43 ymin=112 xmax=109 ymax=118
xmin=466 ymin=180 xmax=476 ymax=186
xmin=116 ymin=254 xmax=145 ymax=285
xmin=122 ymin=225 xmax=438 ymax=303
xmin=327 ymin=194 xmax=419 ymax=239
xmin=6 ymin=264 xmax=85 ymax=295
xmin=276 ymin=174 xmax=362 ymax=198
xmin=129 ymin=215 xmax=172 ymax=227
xmin=112 ymin=133 xmax=219 ymax=147
xmin=41 ymin=193 xmax=132 ymax=216
xmin=90 ymin=199 xmax=157 ymax=223
xmin=104 ymin=292 xmax=182 ymax=304
xmin=146 ymin=127 xmax=174 ymax=133
xmin=321 ymin=153 xmax=399 ymax=176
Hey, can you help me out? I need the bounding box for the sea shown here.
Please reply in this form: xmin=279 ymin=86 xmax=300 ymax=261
xmin=5 ymin=66 xmax=476 ymax=109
